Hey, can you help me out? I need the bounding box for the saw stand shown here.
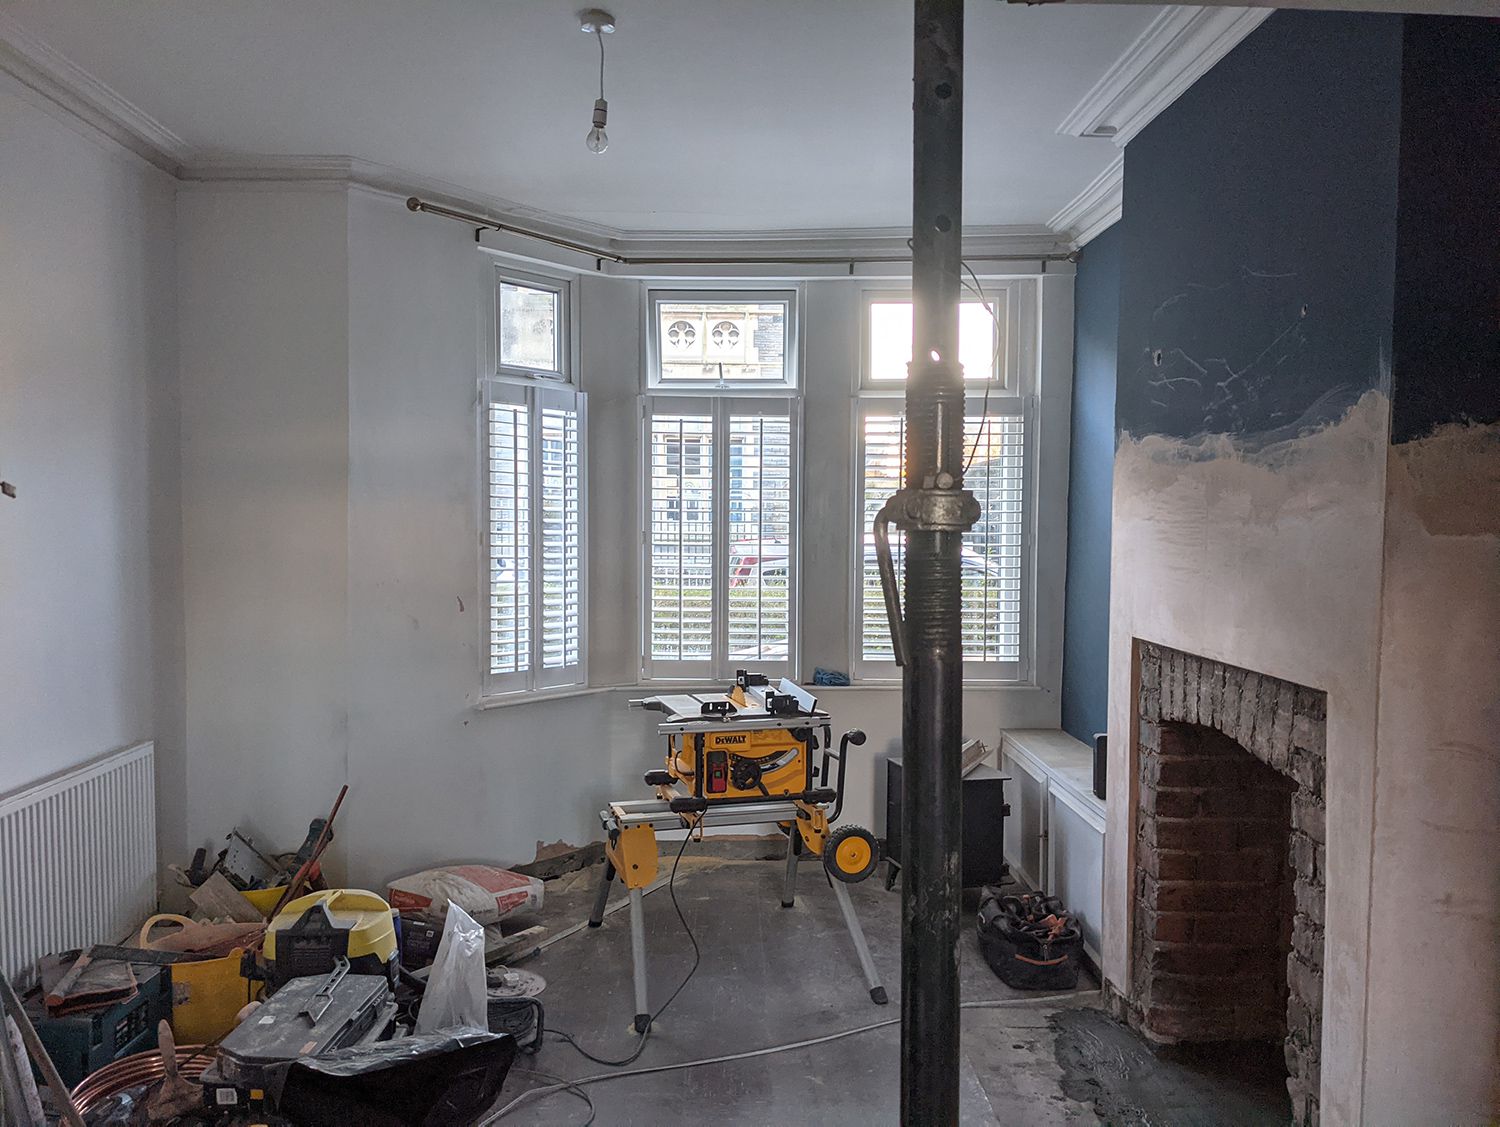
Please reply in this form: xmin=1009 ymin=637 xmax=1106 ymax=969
xmin=588 ymin=796 xmax=888 ymax=1033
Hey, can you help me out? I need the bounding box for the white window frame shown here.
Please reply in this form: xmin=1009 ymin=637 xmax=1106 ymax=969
xmin=641 ymin=394 xmax=801 ymax=682
xmin=495 ymin=267 xmax=572 ymax=383
xmin=646 ymin=288 xmax=800 ymax=391
xmin=481 ymin=378 xmax=588 ymax=698
xmin=859 ymin=284 xmax=1022 ymax=391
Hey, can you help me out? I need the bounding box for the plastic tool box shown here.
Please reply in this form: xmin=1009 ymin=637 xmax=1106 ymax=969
xmin=23 ymin=963 xmax=172 ymax=1088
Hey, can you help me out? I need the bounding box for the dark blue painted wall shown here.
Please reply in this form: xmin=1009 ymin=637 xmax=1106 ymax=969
xmin=1391 ymin=16 xmax=1500 ymax=443
xmin=1116 ymin=10 xmax=1404 ymax=447
xmin=1061 ymin=223 xmax=1121 ymax=744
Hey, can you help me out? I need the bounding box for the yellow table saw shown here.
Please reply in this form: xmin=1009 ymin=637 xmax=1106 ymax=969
xmin=589 ymin=671 xmax=886 ymax=1032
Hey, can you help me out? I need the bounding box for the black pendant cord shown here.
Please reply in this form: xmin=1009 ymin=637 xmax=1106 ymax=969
xmin=901 ymin=1 xmax=970 ymax=1124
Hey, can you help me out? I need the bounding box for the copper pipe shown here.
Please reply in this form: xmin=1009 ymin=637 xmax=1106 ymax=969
xmin=69 ymin=1044 xmax=211 ymax=1117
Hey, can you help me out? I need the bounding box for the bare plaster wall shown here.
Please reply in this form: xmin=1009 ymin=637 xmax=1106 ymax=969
xmin=1362 ymin=422 xmax=1500 ymax=1123
xmin=1105 ymin=392 xmax=1392 ymax=1126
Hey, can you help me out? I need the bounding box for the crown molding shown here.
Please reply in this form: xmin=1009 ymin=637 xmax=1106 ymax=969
xmin=1047 ymin=154 xmax=1123 ymax=247
xmin=2 ymin=15 xmax=1073 ymax=260
xmin=182 ymin=154 xmax=1073 ymax=260
xmin=1057 ymin=6 xmax=1272 ymax=146
xmin=0 ymin=11 xmax=188 ymax=173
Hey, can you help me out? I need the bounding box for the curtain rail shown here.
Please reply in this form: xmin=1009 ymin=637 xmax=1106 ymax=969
xmin=405 ymin=197 xmax=1075 ymax=268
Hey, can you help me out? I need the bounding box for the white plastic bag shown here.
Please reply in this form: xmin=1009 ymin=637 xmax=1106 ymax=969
xmin=415 ymin=904 xmax=487 ymax=1034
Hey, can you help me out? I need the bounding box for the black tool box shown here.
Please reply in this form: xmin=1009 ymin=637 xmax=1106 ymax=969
xmin=203 ymin=973 xmax=395 ymax=1104
xmin=23 ymin=963 xmax=172 ymax=1088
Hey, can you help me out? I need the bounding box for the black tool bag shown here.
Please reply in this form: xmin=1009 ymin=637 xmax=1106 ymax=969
xmin=976 ymin=888 xmax=1082 ymax=991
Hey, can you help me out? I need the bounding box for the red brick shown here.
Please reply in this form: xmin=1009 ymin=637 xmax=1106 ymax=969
xmin=1195 ymin=848 xmax=1281 ymax=883
xmin=1152 ymin=788 xmax=1200 ymax=818
xmin=1193 ymin=912 xmax=1276 ymax=943
xmin=1150 ymin=910 xmax=1193 ymax=943
xmin=1156 ymin=850 xmax=1196 ymax=880
xmin=1155 ymin=818 xmax=1238 ymax=852
xmin=1153 ymin=880 xmax=1263 ymax=913
xmin=1144 ymin=1003 xmax=1237 ymax=1041
xmin=1152 ymin=942 xmax=1265 ymax=978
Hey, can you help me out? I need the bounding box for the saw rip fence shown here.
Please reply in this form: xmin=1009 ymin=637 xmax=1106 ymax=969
xmin=0 ymin=743 xmax=157 ymax=985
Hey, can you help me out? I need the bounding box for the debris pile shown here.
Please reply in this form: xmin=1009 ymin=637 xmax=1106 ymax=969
xmin=0 ymin=784 xmax=551 ymax=1126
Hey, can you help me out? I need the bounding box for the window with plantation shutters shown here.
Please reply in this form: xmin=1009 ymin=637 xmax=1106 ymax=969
xmin=854 ymin=403 xmax=1027 ymax=681
xmin=645 ymin=397 xmax=798 ymax=679
xmin=484 ymin=381 xmax=586 ymax=696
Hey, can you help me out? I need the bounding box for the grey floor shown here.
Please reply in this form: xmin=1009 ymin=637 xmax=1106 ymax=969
xmin=492 ymin=850 xmax=1288 ymax=1126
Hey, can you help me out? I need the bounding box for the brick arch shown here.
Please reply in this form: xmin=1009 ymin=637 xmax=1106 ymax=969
xmin=1121 ymin=642 xmax=1328 ymax=1127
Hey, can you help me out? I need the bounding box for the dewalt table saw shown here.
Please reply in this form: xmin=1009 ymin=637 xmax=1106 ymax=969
xmin=589 ymin=671 xmax=887 ymax=1031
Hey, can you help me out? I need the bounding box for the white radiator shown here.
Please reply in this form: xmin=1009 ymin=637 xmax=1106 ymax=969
xmin=0 ymin=742 xmax=156 ymax=984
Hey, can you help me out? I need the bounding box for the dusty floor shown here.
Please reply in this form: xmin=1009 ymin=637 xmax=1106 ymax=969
xmin=488 ymin=847 xmax=1290 ymax=1125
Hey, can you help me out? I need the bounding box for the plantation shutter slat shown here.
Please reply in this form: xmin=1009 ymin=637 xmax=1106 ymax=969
xmin=726 ymin=411 xmax=793 ymax=663
xmin=856 ymin=406 xmax=1025 ymax=678
xmin=486 ymin=387 xmax=531 ymax=690
xmin=536 ymin=386 xmax=586 ymax=687
xmin=484 ymin=381 xmax=586 ymax=695
xmin=648 ymin=411 xmax=715 ymax=668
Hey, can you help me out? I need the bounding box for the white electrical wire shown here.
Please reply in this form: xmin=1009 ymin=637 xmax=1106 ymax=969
xmin=482 ymin=989 xmax=1100 ymax=1124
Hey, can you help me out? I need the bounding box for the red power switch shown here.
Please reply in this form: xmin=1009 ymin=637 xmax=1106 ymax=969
xmin=706 ymin=750 xmax=729 ymax=794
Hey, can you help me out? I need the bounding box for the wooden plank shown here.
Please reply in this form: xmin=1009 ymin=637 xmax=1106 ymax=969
xmin=0 ymin=973 xmax=84 ymax=1127
xmin=188 ymin=871 xmax=265 ymax=923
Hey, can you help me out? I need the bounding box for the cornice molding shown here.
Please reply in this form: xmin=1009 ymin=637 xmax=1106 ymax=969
xmin=182 ymin=154 xmax=1072 ymax=260
xmin=3 ymin=8 xmax=1258 ymax=259
xmin=1047 ymin=154 xmax=1124 ymax=247
xmin=0 ymin=11 xmax=187 ymax=172
xmin=1057 ymin=6 xmax=1272 ymax=147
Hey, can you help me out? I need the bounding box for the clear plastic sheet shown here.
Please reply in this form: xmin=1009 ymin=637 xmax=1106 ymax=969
xmin=414 ymin=905 xmax=486 ymax=1035
xmin=284 ymin=1026 xmax=500 ymax=1077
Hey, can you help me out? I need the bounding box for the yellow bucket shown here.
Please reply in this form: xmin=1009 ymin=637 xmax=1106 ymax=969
xmin=240 ymin=886 xmax=288 ymax=916
xmin=139 ymin=915 xmax=262 ymax=1043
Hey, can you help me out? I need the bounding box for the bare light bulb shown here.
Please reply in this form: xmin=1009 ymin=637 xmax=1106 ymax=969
xmin=586 ymin=97 xmax=609 ymax=155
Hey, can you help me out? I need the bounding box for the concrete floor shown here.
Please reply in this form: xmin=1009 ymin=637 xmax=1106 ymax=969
xmin=492 ymin=849 xmax=1288 ymax=1126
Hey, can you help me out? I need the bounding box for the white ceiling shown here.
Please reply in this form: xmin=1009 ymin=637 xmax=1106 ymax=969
xmin=2 ymin=0 xmax=1162 ymax=234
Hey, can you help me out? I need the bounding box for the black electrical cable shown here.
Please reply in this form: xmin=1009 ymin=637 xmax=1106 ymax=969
xmin=899 ymin=239 xmax=1006 ymax=474
xmin=960 ymin=258 xmax=1004 ymax=475
xmin=548 ymin=814 xmax=704 ymax=1067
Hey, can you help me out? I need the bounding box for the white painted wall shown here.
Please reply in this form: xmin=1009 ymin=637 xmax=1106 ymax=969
xmin=176 ymin=185 xmax=351 ymax=861
xmin=0 ymin=73 xmax=181 ymax=859
xmin=172 ymin=186 xmax=1074 ymax=891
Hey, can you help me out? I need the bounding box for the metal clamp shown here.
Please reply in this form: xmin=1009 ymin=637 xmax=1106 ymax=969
xmin=872 ymin=486 xmax=979 ymax=669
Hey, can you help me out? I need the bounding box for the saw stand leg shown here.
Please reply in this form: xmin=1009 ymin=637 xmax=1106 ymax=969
xmin=780 ymin=827 xmax=801 ymax=908
xmin=628 ymin=887 xmax=650 ymax=1032
xmin=586 ymin=860 xmax=616 ymax=928
xmin=830 ymin=876 xmax=888 ymax=1005
xmin=587 ymin=859 xmax=651 ymax=1031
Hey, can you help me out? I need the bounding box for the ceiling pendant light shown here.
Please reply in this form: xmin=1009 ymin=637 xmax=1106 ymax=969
xmin=580 ymin=9 xmax=615 ymax=155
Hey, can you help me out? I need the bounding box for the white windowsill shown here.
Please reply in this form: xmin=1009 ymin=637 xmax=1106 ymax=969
xmin=474 ymin=679 xmax=1048 ymax=713
xmin=474 ymin=685 xmax=611 ymax=711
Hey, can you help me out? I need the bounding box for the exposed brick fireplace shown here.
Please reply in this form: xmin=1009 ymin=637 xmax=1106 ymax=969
xmin=1116 ymin=642 xmax=1328 ymax=1126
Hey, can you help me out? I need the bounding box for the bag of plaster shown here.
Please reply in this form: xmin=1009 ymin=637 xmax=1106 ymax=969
xmin=415 ymin=904 xmax=487 ymax=1034
xmin=388 ymin=864 xmax=543 ymax=926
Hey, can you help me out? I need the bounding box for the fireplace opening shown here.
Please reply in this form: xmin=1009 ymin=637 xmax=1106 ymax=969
xmin=1119 ymin=644 xmax=1328 ymax=1127
xmin=1135 ymin=722 xmax=1296 ymax=1043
